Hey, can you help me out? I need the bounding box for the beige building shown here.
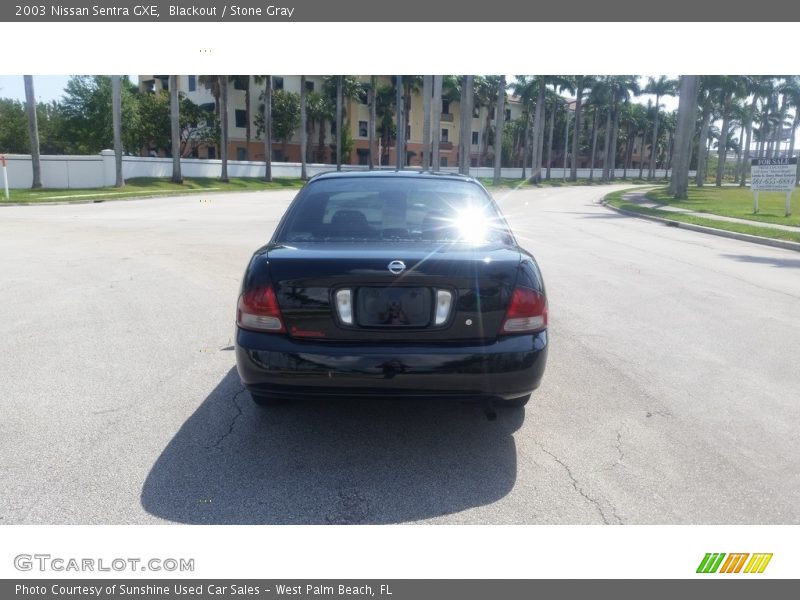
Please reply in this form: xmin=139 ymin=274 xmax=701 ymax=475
xmin=139 ymin=75 xmax=523 ymax=166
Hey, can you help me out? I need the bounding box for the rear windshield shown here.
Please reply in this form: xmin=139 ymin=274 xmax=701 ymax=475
xmin=275 ymin=177 xmax=513 ymax=244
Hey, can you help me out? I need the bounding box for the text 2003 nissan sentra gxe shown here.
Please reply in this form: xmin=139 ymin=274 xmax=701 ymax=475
xmin=235 ymin=171 xmax=547 ymax=412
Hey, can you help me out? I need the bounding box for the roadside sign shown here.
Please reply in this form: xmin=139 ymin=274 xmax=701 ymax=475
xmin=750 ymin=158 xmax=796 ymax=192
xmin=750 ymin=157 xmax=796 ymax=216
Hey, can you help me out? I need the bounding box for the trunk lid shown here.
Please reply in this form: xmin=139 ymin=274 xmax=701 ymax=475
xmin=264 ymin=242 xmax=521 ymax=342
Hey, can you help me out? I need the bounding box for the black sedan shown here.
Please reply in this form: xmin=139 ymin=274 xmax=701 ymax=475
xmin=235 ymin=171 xmax=547 ymax=414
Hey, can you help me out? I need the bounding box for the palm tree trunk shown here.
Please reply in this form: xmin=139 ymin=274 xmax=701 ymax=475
xmin=601 ymin=106 xmax=612 ymax=181
xmin=395 ymin=76 xmax=403 ymax=170
xmin=521 ymin=119 xmax=529 ymax=179
xmin=638 ymin=124 xmax=647 ymax=180
xmin=111 ymin=75 xmax=124 ymax=188
xmin=23 ymin=75 xmax=42 ymax=189
xmin=734 ymin=122 xmax=745 ymax=184
xmin=300 ymin=76 xmax=308 ymax=179
xmin=422 ymin=75 xmax=432 ymax=171
xmin=570 ymin=79 xmax=583 ymax=181
xmin=695 ymin=100 xmax=712 ymax=186
xmin=669 ymin=75 xmax=699 ymax=198
xmin=648 ymin=94 xmax=660 ymax=179
xmin=589 ymin=109 xmax=598 ymax=180
xmin=624 ymin=123 xmax=633 ymax=178
xmin=219 ymin=76 xmax=229 ymax=181
xmin=493 ymin=76 xmax=506 ymax=185
xmin=546 ymin=98 xmax=556 ymax=180
xmin=369 ymin=76 xmax=376 ymax=170
xmin=608 ymin=103 xmax=620 ymax=181
xmin=530 ymin=79 xmax=545 ymax=182
xmin=432 ymin=76 xmax=442 ymax=171
xmin=739 ymin=104 xmax=755 ymax=188
xmin=169 ymin=75 xmax=182 ymax=183
xmin=336 ymin=76 xmax=343 ymax=171
xmin=263 ymin=76 xmax=272 ymax=181
xmin=535 ymin=92 xmax=546 ymax=182
xmin=715 ymin=95 xmax=732 ymax=187
xmin=459 ymin=75 xmax=473 ymax=175
xmin=563 ymin=103 xmax=571 ymax=181
xmin=244 ymin=77 xmax=251 ymax=160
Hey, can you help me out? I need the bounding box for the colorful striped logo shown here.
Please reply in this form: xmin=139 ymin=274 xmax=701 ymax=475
xmin=696 ymin=553 xmax=773 ymax=574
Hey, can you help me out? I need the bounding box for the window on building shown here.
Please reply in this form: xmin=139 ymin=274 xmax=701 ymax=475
xmin=441 ymin=128 xmax=449 ymax=142
xmin=356 ymin=148 xmax=370 ymax=165
xmin=237 ymin=147 xmax=247 ymax=161
xmin=331 ymin=120 xmax=337 ymax=135
xmin=273 ymin=77 xmax=284 ymax=90
xmin=234 ymin=77 xmax=247 ymax=91
xmin=188 ymin=75 xmax=196 ymax=92
xmin=235 ymin=109 xmax=247 ymax=128
xmin=442 ymin=99 xmax=450 ymax=114
xmin=358 ymin=121 xmax=368 ymax=137
xmin=305 ymin=80 xmax=314 ymax=92
xmin=490 ymin=107 xmax=495 ymax=120
xmin=359 ymin=89 xmax=368 ymax=105
xmin=471 ymin=131 xmax=479 ymax=145
xmin=440 ymin=157 xmax=448 ymax=167
xmin=207 ymin=147 xmax=216 ymax=159
xmin=406 ymin=125 xmax=411 ymax=140
xmin=473 ymin=106 xmax=480 ymax=118
xmin=505 ymin=108 xmax=511 ymax=122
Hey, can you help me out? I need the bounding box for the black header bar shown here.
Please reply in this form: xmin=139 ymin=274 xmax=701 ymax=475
xmin=2 ymin=0 xmax=794 ymax=22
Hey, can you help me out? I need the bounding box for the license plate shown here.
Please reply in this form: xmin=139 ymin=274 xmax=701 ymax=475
xmin=356 ymin=287 xmax=431 ymax=327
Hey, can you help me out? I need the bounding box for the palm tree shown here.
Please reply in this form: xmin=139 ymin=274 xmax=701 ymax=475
xmin=262 ymin=76 xmax=272 ymax=181
xmin=336 ymin=76 xmax=343 ymax=171
xmin=394 ymin=75 xmax=403 ymax=169
xmin=473 ymin=75 xmax=499 ymax=167
xmin=586 ymin=80 xmax=610 ymax=180
xmin=782 ymin=76 xmax=800 ymax=184
xmin=169 ymin=75 xmax=182 ymax=183
xmin=669 ymin=75 xmax=700 ymax=199
xmin=219 ymin=76 xmax=229 ymax=182
xmin=570 ymin=76 xmax=591 ymax=180
xmin=605 ymin=76 xmax=639 ymax=181
xmin=111 ymin=75 xmax=123 ymax=188
xmin=493 ymin=75 xmax=506 ymax=185
xmin=369 ymin=75 xmax=377 ymax=170
xmin=23 ymin=75 xmax=42 ymax=189
xmin=459 ymin=75 xmax=474 ymax=174
xmin=422 ymin=75 xmax=432 ymax=171
xmin=432 ymin=75 xmax=443 ymax=171
xmin=695 ymin=77 xmax=717 ymax=186
xmin=300 ymin=75 xmax=308 ymax=179
xmin=715 ymin=76 xmax=747 ymax=186
xmin=644 ymin=76 xmax=677 ymax=179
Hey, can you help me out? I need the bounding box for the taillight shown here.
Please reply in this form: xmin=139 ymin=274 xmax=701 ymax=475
xmin=501 ymin=286 xmax=547 ymax=334
xmin=237 ymin=285 xmax=286 ymax=332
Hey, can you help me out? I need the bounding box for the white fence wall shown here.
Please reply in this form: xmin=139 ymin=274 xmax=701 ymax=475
xmin=2 ymin=151 xmax=689 ymax=190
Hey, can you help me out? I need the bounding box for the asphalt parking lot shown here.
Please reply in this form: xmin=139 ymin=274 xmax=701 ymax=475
xmin=1 ymin=184 xmax=798 ymax=524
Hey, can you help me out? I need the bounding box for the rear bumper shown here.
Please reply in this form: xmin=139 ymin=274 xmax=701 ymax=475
xmin=235 ymin=328 xmax=547 ymax=401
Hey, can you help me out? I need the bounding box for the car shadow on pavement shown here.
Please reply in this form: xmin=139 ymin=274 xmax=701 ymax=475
xmin=721 ymin=254 xmax=800 ymax=269
xmin=141 ymin=367 xmax=523 ymax=524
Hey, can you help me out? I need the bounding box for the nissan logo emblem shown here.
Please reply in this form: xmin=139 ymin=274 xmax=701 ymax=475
xmin=388 ymin=260 xmax=406 ymax=275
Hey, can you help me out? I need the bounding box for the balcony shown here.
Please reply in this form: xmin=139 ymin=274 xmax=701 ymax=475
xmin=439 ymin=141 xmax=453 ymax=150
xmin=440 ymin=113 xmax=454 ymax=122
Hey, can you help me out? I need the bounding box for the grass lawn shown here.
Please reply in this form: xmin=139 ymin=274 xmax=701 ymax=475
xmin=479 ymin=177 xmax=655 ymax=190
xmin=604 ymin=189 xmax=800 ymax=244
xmin=1 ymin=177 xmax=305 ymax=204
xmin=646 ymin=186 xmax=800 ymax=227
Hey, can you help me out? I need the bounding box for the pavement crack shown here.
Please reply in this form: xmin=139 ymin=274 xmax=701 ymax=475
xmin=535 ymin=441 xmax=621 ymax=525
xmin=615 ymin=428 xmax=624 ymax=464
xmin=206 ymin=385 xmax=246 ymax=451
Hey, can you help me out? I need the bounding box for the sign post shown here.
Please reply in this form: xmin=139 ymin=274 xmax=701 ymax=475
xmin=1 ymin=155 xmax=9 ymax=200
xmin=750 ymin=157 xmax=797 ymax=216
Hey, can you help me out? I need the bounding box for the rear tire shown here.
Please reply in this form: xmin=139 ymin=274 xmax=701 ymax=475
xmin=499 ymin=394 xmax=530 ymax=407
xmin=250 ymin=392 xmax=287 ymax=406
